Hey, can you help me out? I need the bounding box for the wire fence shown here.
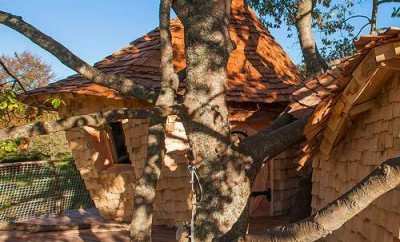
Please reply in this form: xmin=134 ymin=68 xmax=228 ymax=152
xmin=0 ymin=160 xmax=94 ymax=222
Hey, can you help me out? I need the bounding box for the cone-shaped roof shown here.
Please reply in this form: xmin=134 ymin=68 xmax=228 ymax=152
xmin=27 ymin=0 xmax=302 ymax=104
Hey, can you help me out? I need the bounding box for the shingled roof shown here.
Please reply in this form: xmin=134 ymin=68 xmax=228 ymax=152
xmin=26 ymin=0 xmax=301 ymax=104
xmin=288 ymin=27 xmax=400 ymax=169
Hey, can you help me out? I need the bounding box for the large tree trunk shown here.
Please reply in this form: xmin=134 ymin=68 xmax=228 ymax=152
xmin=246 ymin=156 xmax=400 ymax=242
xmin=130 ymin=1 xmax=180 ymax=240
xmin=173 ymin=1 xmax=251 ymax=241
xmin=295 ymin=0 xmax=328 ymax=76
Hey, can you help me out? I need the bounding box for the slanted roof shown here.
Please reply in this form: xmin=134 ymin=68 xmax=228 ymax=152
xmin=26 ymin=0 xmax=301 ymax=104
xmin=290 ymin=27 xmax=400 ymax=164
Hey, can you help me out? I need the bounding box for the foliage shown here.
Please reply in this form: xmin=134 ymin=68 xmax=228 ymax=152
xmin=0 ymin=51 xmax=63 ymax=123
xmin=393 ymin=6 xmax=400 ymax=17
xmin=0 ymin=138 xmax=45 ymax=163
xmin=246 ymin=0 xmax=357 ymax=62
xmin=45 ymin=96 xmax=65 ymax=109
xmin=0 ymin=51 xmax=54 ymax=91
xmin=28 ymin=132 xmax=72 ymax=160
xmin=0 ymin=90 xmax=26 ymax=122
xmin=0 ymin=131 xmax=72 ymax=163
xmin=0 ymin=139 xmax=18 ymax=155
xmin=0 ymin=117 xmax=65 ymax=164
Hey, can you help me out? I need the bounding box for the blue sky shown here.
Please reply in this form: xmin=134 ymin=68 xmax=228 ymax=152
xmin=0 ymin=0 xmax=399 ymax=81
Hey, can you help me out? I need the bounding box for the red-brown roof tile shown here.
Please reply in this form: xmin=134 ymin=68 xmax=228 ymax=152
xmin=289 ymin=27 xmax=400 ymax=169
xmin=288 ymin=27 xmax=400 ymax=120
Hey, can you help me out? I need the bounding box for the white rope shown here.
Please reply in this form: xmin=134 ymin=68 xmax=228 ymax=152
xmin=187 ymin=164 xmax=203 ymax=242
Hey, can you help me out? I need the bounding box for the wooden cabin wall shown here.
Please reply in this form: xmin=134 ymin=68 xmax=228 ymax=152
xmin=55 ymin=95 xmax=309 ymax=225
xmin=311 ymin=73 xmax=400 ymax=242
xmin=58 ymin=95 xmax=147 ymax=222
xmin=231 ymin=104 xmax=310 ymax=219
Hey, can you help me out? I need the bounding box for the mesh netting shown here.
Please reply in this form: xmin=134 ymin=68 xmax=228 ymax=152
xmin=0 ymin=160 xmax=94 ymax=222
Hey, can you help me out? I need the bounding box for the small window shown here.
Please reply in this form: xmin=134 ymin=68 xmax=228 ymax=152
xmin=109 ymin=121 xmax=131 ymax=164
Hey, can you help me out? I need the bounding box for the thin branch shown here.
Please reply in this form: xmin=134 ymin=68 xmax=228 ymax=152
xmin=0 ymin=10 xmax=158 ymax=104
xmin=0 ymin=58 xmax=27 ymax=93
xmin=378 ymin=0 xmax=400 ymax=5
xmin=355 ymin=22 xmax=371 ymax=39
xmin=343 ymin=15 xmax=371 ymax=23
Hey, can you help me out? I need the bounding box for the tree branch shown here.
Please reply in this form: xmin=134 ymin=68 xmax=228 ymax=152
xmin=0 ymin=107 xmax=164 ymax=141
xmin=378 ymin=0 xmax=400 ymax=5
xmin=130 ymin=0 xmax=180 ymax=240
xmin=0 ymin=221 xmax=127 ymax=233
xmin=239 ymin=115 xmax=307 ymax=182
xmin=0 ymin=10 xmax=158 ymax=103
xmin=246 ymin=157 xmax=400 ymax=242
xmin=156 ymin=0 xmax=180 ymax=108
xmin=0 ymin=58 xmax=27 ymax=93
xmin=343 ymin=15 xmax=371 ymax=23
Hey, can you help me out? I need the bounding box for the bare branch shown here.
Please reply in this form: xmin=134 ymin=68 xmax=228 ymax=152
xmin=378 ymin=0 xmax=400 ymax=5
xmin=157 ymin=0 xmax=180 ymax=108
xmin=239 ymin=115 xmax=307 ymax=182
xmin=343 ymin=15 xmax=371 ymax=23
xmin=0 ymin=10 xmax=158 ymax=103
xmin=0 ymin=58 xmax=27 ymax=93
xmin=246 ymin=157 xmax=400 ymax=242
xmin=0 ymin=107 xmax=164 ymax=141
xmin=355 ymin=22 xmax=371 ymax=39
xmin=129 ymin=0 xmax=180 ymax=240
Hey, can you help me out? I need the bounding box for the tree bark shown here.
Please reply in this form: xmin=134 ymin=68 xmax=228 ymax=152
xmin=0 ymin=221 xmax=127 ymax=233
xmin=173 ymin=1 xmax=252 ymax=241
xmin=0 ymin=10 xmax=157 ymax=103
xmin=370 ymin=0 xmax=378 ymax=34
xmin=0 ymin=108 xmax=161 ymax=141
xmin=130 ymin=123 xmax=165 ymax=242
xmin=295 ymin=0 xmax=328 ymax=76
xmin=156 ymin=0 xmax=180 ymax=108
xmin=239 ymin=117 xmax=307 ymax=183
xmin=130 ymin=1 xmax=180 ymax=240
xmin=246 ymin=157 xmax=400 ymax=242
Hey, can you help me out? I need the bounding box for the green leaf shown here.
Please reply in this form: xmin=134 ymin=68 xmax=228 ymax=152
xmin=50 ymin=98 xmax=62 ymax=109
